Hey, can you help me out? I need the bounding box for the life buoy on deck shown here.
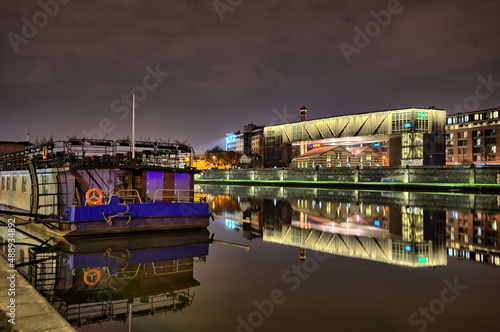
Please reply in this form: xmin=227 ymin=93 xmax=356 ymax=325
xmin=83 ymin=268 xmax=102 ymax=286
xmin=42 ymin=147 xmax=48 ymax=160
xmin=86 ymin=188 xmax=104 ymax=205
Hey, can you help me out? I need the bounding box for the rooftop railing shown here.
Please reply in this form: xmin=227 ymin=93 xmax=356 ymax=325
xmin=0 ymin=138 xmax=195 ymax=171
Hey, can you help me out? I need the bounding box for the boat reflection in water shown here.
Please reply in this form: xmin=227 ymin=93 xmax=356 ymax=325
xmin=199 ymin=184 xmax=500 ymax=268
xmin=24 ymin=229 xmax=210 ymax=329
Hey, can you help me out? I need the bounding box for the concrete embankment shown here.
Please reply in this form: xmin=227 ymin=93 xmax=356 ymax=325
xmin=0 ymin=257 xmax=75 ymax=332
xmin=196 ymin=166 xmax=500 ymax=194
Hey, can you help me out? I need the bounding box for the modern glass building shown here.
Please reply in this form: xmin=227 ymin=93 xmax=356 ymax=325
xmin=263 ymin=107 xmax=446 ymax=167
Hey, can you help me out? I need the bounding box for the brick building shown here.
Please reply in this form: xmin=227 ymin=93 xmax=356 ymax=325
xmin=445 ymin=107 xmax=500 ymax=165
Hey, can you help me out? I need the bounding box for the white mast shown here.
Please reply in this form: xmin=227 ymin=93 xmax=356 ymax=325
xmin=132 ymin=94 xmax=136 ymax=160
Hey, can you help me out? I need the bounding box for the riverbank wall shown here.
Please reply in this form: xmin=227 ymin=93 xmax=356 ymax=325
xmin=195 ymin=166 xmax=500 ymax=194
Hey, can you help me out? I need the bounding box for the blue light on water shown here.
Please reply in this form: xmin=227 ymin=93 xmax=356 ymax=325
xmin=225 ymin=220 xmax=236 ymax=229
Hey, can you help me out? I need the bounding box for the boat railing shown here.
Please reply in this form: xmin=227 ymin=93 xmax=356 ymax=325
xmin=0 ymin=138 xmax=196 ymax=171
xmin=114 ymin=189 xmax=143 ymax=204
xmin=152 ymin=189 xmax=207 ymax=203
xmin=151 ymin=259 xmax=198 ymax=276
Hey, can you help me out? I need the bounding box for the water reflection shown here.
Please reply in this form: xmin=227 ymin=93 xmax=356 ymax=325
xmin=0 ymin=228 xmax=210 ymax=329
xmin=198 ymin=184 xmax=500 ymax=268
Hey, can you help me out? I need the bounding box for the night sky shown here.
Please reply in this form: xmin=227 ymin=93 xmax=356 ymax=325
xmin=1 ymin=0 xmax=500 ymax=152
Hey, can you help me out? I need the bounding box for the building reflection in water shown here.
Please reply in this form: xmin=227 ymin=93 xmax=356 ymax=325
xmin=200 ymin=184 xmax=500 ymax=268
xmin=3 ymin=229 xmax=210 ymax=329
xmin=447 ymin=210 xmax=500 ymax=266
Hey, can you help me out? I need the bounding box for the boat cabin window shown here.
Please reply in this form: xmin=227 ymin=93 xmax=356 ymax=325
xmin=116 ymin=175 xmax=129 ymax=187
xmin=12 ymin=176 xmax=17 ymax=192
xmin=1 ymin=177 xmax=4 ymax=190
xmin=6 ymin=177 xmax=11 ymax=191
xmin=22 ymin=176 xmax=27 ymax=193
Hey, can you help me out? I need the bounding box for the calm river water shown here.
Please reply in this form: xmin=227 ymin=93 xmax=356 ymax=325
xmin=5 ymin=184 xmax=500 ymax=332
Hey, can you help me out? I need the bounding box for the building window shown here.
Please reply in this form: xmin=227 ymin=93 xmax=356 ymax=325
xmin=346 ymin=156 xmax=350 ymax=163
xmin=447 ymin=118 xmax=453 ymax=124
xmin=22 ymin=176 xmax=27 ymax=193
xmin=366 ymin=153 xmax=372 ymax=161
xmin=326 ymin=156 xmax=331 ymax=163
xmin=464 ymin=131 xmax=468 ymax=138
xmin=336 ymin=162 xmax=341 ymax=167
xmin=494 ymin=111 xmax=499 ymax=119
xmin=465 ymin=115 xmax=469 ymax=122
xmin=367 ymin=162 xmax=371 ymax=167
xmin=327 ymin=163 xmax=331 ymax=168
xmin=492 ymin=146 xmax=497 ymax=154
xmin=336 ymin=153 xmax=341 ymax=160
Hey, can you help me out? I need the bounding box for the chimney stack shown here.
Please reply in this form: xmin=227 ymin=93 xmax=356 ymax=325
xmin=300 ymin=106 xmax=307 ymax=121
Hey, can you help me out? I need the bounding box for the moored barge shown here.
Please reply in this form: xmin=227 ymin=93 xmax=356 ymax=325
xmin=0 ymin=138 xmax=210 ymax=236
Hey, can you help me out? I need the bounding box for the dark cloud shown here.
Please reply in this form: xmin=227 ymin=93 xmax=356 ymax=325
xmin=1 ymin=0 xmax=500 ymax=149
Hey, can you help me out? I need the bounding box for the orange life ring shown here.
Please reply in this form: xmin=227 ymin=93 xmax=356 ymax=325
xmin=85 ymin=188 xmax=104 ymax=205
xmin=42 ymin=147 xmax=48 ymax=160
xmin=83 ymin=268 xmax=102 ymax=286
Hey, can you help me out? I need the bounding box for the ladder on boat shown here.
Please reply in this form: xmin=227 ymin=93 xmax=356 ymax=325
xmin=28 ymin=159 xmax=69 ymax=217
